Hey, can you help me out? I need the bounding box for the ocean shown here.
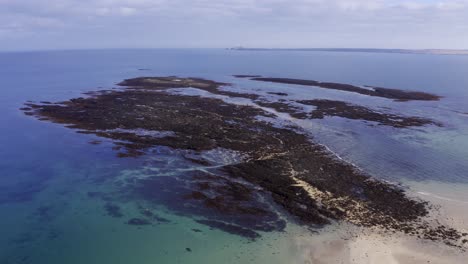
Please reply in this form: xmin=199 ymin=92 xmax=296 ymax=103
xmin=1 ymin=49 xmax=468 ymax=263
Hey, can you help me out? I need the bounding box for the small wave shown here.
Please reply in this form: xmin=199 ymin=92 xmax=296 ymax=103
xmin=416 ymin=191 xmax=468 ymax=204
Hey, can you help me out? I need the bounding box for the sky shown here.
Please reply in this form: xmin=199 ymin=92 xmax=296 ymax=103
xmin=0 ymin=0 xmax=467 ymax=51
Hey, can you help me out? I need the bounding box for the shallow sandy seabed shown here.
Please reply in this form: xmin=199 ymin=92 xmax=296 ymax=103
xmin=408 ymin=180 xmax=468 ymax=232
xmin=295 ymin=181 xmax=468 ymax=264
xmin=295 ymin=227 xmax=467 ymax=264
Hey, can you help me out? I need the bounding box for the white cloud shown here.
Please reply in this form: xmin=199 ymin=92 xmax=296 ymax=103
xmin=119 ymin=7 xmax=137 ymax=16
xmin=94 ymin=6 xmax=138 ymax=16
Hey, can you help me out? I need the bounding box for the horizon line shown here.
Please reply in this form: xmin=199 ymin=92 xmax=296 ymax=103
xmin=1 ymin=47 xmax=468 ymax=54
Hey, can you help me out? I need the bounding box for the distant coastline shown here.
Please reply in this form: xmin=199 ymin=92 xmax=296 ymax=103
xmin=229 ymin=47 xmax=468 ymax=55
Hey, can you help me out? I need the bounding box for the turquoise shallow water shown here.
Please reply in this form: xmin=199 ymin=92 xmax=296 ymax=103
xmin=1 ymin=49 xmax=468 ymax=263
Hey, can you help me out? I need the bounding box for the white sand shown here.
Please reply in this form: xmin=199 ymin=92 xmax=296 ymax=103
xmin=293 ymin=227 xmax=467 ymax=264
xmin=292 ymin=180 xmax=468 ymax=264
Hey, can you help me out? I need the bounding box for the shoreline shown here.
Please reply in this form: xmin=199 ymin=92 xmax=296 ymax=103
xmin=230 ymin=48 xmax=468 ymax=56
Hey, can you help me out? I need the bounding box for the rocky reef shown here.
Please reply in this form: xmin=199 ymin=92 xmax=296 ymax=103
xmin=256 ymin=99 xmax=440 ymax=128
xmin=241 ymin=76 xmax=441 ymax=101
xmin=22 ymin=76 xmax=465 ymax=247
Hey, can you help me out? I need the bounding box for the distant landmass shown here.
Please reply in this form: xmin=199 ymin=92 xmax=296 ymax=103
xmin=229 ymin=47 xmax=468 ymax=55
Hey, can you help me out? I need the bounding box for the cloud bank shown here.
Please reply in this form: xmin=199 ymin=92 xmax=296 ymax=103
xmin=0 ymin=0 xmax=467 ymax=50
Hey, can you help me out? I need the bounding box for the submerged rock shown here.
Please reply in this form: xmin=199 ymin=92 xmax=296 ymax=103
xmin=196 ymin=220 xmax=261 ymax=240
xmin=104 ymin=203 xmax=124 ymax=218
xmin=127 ymin=218 xmax=151 ymax=226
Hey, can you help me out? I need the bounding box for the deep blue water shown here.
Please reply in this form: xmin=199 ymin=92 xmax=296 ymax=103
xmin=1 ymin=49 xmax=468 ymax=263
